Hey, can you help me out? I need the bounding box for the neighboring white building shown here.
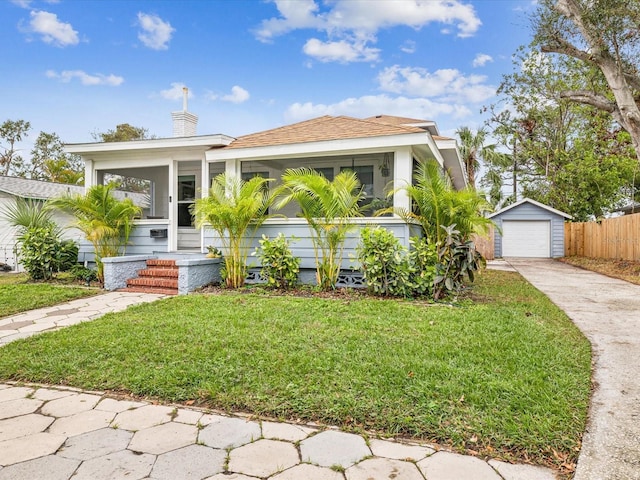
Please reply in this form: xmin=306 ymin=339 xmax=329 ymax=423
xmin=0 ymin=176 xmax=148 ymax=271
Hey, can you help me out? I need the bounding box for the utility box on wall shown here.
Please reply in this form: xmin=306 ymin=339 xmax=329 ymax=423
xmin=150 ymin=229 xmax=168 ymax=239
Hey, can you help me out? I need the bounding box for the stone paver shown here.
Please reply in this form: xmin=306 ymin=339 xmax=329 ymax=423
xmin=0 ymin=386 xmax=34 ymax=402
xmin=72 ymin=449 xmax=155 ymax=480
xmin=198 ymin=416 xmax=261 ymax=449
xmin=262 ymin=421 xmax=315 ymax=442
xmin=150 ymin=444 xmax=226 ymax=480
xmin=0 ymin=455 xmax=79 ymax=480
xmin=0 ymin=432 xmax=67 ymax=466
xmin=300 ymin=430 xmax=371 ymax=468
xmin=346 ymin=457 xmax=425 ymax=480
xmin=0 ymin=397 xmax=42 ymax=420
xmin=0 ymin=414 xmax=54 ymax=442
xmin=418 ymin=451 xmax=501 ymax=480
xmin=271 ymin=463 xmax=344 ymax=480
xmin=228 ymin=439 xmax=299 ymax=478
xmin=128 ymin=422 xmax=198 ymax=454
xmin=94 ymin=397 xmax=147 ymax=413
xmin=368 ymin=438 xmax=434 ymax=461
xmin=488 ymin=459 xmax=557 ymax=480
xmin=40 ymin=393 xmax=101 ymax=417
xmin=58 ymin=428 xmax=133 ymax=461
xmin=205 ymin=474 xmax=259 ymax=480
xmin=48 ymin=409 xmax=115 ymax=437
xmin=112 ymin=404 xmax=174 ymax=430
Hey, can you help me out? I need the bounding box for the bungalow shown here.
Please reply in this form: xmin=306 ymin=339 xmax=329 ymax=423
xmin=65 ymin=100 xmax=466 ymax=291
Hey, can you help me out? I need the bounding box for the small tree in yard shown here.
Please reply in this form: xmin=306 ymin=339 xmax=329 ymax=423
xmin=1 ymin=198 xmax=77 ymax=280
xmin=193 ymin=173 xmax=275 ymax=289
xmin=50 ymin=183 xmax=141 ymax=283
xmin=278 ymin=168 xmax=365 ymax=290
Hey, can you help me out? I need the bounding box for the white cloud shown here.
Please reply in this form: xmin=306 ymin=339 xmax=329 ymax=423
xmin=26 ymin=10 xmax=79 ymax=47
xmin=400 ymin=40 xmax=416 ymax=54
xmin=377 ymin=65 xmax=495 ymax=103
xmin=160 ymin=83 xmax=193 ymax=101
xmin=472 ymin=53 xmax=493 ymax=67
xmin=11 ymin=0 xmax=32 ymax=8
xmin=285 ymin=94 xmax=471 ymax=124
xmin=303 ymin=37 xmax=380 ymax=63
xmin=222 ymin=86 xmax=250 ymax=104
xmin=137 ymin=12 xmax=174 ymax=50
xmin=254 ymin=0 xmax=481 ymax=63
xmin=46 ymin=70 xmax=124 ymax=86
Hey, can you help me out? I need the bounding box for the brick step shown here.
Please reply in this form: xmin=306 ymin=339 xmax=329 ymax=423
xmin=138 ymin=268 xmax=179 ymax=278
xmin=146 ymin=259 xmax=177 ymax=267
xmin=127 ymin=277 xmax=178 ymax=289
xmin=118 ymin=286 xmax=178 ymax=296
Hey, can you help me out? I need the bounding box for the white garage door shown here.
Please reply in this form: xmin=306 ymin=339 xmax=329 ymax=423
xmin=502 ymin=220 xmax=551 ymax=257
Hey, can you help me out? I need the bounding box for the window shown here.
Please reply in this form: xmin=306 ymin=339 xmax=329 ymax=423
xmin=340 ymin=165 xmax=374 ymax=197
xmin=314 ymin=167 xmax=334 ymax=181
xmin=177 ymin=175 xmax=196 ymax=227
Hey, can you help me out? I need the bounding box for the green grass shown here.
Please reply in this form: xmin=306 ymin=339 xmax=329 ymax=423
xmin=0 ymin=270 xmax=591 ymax=467
xmin=0 ymin=273 xmax=98 ymax=318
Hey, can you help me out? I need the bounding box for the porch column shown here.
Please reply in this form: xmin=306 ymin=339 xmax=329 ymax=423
xmin=168 ymin=159 xmax=177 ymax=251
xmin=84 ymin=158 xmax=95 ymax=189
xmin=225 ymin=158 xmax=240 ymax=178
xmin=393 ymin=147 xmax=412 ymax=212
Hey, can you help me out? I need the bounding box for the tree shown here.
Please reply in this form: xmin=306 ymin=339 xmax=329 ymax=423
xmin=93 ymin=123 xmax=153 ymax=142
xmin=487 ymin=45 xmax=638 ymax=219
xmin=193 ymin=173 xmax=275 ymax=289
xmin=0 ymin=119 xmax=31 ymax=176
xmin=390 ymin=159 xmax=493 ymax=246
xmin=456 ymin=126 xmax=500 ymax=189
xmin=50 ymin=183 xmax=142 ymax=283
xmin=24 ymin=132 xmax=84 ymax=184
xmin=278 ymin=168 xmax=365 ymax=290
xmin=533 ymin=0 xmax=640 ymax=163
xmin=92 ymin=123 xmax=154 ymax=192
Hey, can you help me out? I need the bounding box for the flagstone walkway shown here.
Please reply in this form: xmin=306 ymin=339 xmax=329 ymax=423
xmin=0 ymin=291 xmax=557 ymax=479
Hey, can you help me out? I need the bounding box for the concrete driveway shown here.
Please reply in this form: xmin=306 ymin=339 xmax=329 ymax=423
xmin=508 ymin=258 xmax=640 ymax=480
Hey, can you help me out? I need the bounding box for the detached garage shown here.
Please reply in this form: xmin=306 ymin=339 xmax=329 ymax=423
xmin=489 ymin=198 xmax=572 ymax=258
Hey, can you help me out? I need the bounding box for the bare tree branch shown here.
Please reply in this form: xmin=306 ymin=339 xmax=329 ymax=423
xmin=559 ymin=90 xmax=617 ymax=112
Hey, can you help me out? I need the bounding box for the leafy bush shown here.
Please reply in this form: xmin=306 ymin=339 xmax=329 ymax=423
xmin=253 ymin=233 xmax=300 ymax=289
xmin=69 ymin=264 xmax=98 ymax=283
xmin=357 ymin=226 xmax=412 ymax=297
xmin=18 ymin=225 xmax=78 ymax=280
xmin=409 ymin=236 xmax=438 ymax=297
xmin=434 ymin=224 xmax=485 ymax=300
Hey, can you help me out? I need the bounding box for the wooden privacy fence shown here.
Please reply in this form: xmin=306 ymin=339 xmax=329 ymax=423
xmin=565 ymin=213 xmax=640 ymax=261
xmin=473 ymin=227 xmax=495 ymax=261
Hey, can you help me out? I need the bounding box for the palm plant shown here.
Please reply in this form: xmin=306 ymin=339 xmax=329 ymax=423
xmin=390 ymin=159 xmax=493 ymax=245
xmin=278 ymin=167 xmax=365 ymax=290
xmin=50 ymin=183 xmax=142 ymax=283
xmin=1 ymin=197 xmax=56 ymax=232
xmin=456 ymin=126 xmax=500 ymax=190
xmin=193 ymin=173 xmax=274 ymax=289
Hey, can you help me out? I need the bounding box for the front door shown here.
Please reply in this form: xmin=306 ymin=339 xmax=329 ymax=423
xmin=177 ymin=174 xmax=199 ymax=250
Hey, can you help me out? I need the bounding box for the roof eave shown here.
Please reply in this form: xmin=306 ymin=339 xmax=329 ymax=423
xmin=65 ymin=134 xmax=235 ymax=155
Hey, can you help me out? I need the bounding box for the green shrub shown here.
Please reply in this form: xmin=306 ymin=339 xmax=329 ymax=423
xmin=253 ymin=233 xmax=300 ymax=289
xmin=69 ymin=264 xmax=98 ymax=283
xmin=434 ymin=224 xmax=485 ymax=300
xmin=356 ymin=226 xmax=412 ymax=297
xmin=409 ymin=236 xmax=438 ymax=297
xmin=18 ymin=225 xmax=78 ymax=280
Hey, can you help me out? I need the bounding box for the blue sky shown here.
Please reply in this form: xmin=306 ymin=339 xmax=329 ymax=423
xmin=1 ymin=0 xmax=536 ymax=156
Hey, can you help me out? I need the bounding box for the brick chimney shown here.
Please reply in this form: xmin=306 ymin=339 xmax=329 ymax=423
xmin=171 ymin=87 xmax=198 ymax=137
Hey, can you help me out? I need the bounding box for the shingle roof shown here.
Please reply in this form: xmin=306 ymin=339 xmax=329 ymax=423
xmin=363 ymin=115 xmax=432 ymax=125
xmin=223 ymin=115 xmax=428 ymax=149
xmin=0 ymin=176 xmax=149 ymax=206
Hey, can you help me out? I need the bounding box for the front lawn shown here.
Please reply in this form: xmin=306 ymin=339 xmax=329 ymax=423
xmin=0 ymin=270 xmax=591 ymax=469
xmin=0 ymin=273 xmax=99 ymax=318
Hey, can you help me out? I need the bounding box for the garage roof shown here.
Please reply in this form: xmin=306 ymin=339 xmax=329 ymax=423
xmin=489 ymin=198 xmax=572 ymax=220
